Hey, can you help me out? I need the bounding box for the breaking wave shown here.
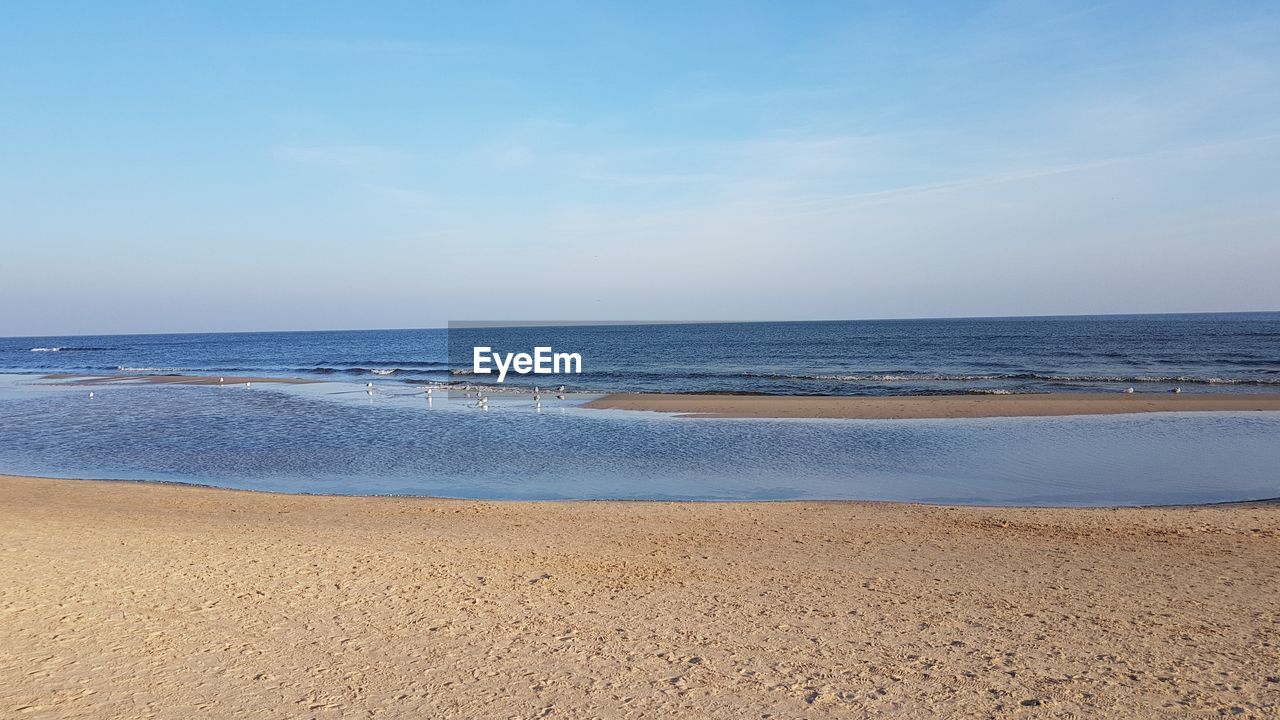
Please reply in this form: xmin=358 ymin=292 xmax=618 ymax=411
xmin=742 ymin=372 xmax=1280 ymax=386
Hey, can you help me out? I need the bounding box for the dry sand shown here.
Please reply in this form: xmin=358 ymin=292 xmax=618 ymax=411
xmin=2 ymin=475 xmax=1277 ymax=718
xmin=584 ymin=392 xmax=1280 ymax=419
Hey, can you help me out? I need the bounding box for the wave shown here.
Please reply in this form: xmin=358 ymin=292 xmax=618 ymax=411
xmin=318 ymin=359 xmax=449 ymax=369
xmin=99 ymin=365 xmax=451 ymax=377
xmin=742 ymin=372 xmax=1280 ymax=386
xmin=11 ymin=358 xmax=1276 ymax=390
xmin=292 ymin=366 xmax=440 ymax=376
xmin=573 ymin=368 xmax=1280 ymax=386
xmin=309 ymin=366 xmax=450 ymax=377
xmin=28 ymin=346 xmax=111 ymax=352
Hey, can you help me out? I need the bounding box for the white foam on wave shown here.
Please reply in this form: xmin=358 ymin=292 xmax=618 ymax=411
xmin=761 ymin=372 xmax=1278 ymax=386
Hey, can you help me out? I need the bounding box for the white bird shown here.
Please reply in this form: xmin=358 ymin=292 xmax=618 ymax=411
xmin=1123 ymin=387 xmax=1134 ymax=393
xmin=219 ymin=377 xmax=224 ymax=384
xmin=424 ymin=387 xmax=433 ymax=396
xmin=533 ymin=386 xmax=540 ymax=394
xmin=557 ymin=385 xmax=565 ymax=393
xmin=246 ymin=382 xmax=251 ymax=388
xmin=88 ymin=391 xmax=94 ymax=399
xmin=366 ymin=382 xmax=373 ymax=388
xmin=1172 ymin=387 xmax=1183 ymax=393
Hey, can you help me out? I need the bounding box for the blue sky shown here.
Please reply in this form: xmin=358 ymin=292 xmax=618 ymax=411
xmin=2 ymin=1 xmax=1278 ymax=334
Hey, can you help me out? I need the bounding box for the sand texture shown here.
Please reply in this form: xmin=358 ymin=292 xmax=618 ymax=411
xmin=584 ymin=392 xmax=1280 ymax=419
xmin=1 ymin=475 xmax=1278 ymax=718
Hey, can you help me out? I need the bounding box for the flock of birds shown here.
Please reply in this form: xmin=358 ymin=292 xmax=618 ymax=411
xmin=457 ymin=383 xmax=567 ymax=411
xmin=87 ymin=376 xmax=573 ymax=412
xmin=87 ymin=378 xmax=1183 ymax=400
xmin=346 ymin=380 xmax=569 ymax=411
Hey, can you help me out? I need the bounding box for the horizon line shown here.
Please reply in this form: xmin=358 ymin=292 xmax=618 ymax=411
xmin=3 ymin=308 xmax=1279 ymax=340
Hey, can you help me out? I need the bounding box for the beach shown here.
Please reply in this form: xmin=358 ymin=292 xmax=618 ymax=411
xmin=2 ymin=475 xmax=1277 ymax=718
xmin=584 ymin=392 xmax=1280 ymax=419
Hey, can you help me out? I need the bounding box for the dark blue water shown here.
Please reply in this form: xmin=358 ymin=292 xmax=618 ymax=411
xmin=2 ymin=313 xmax=1278 ymax=395
xmin=0 ymin=376 xmax=1277 ymax=505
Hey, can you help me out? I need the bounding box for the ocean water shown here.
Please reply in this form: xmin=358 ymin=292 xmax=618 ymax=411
xmin=2 ymin=313 xmax=1278 ymax=396
xmin=0 ymin=375 xmax=1277 ymax=506
xmin=1 ymin=314 xmax=1277 ymax=505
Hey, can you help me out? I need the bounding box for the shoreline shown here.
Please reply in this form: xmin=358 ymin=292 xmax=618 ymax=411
xmin=22 ymin=373 xmax=1280 ymax=419
xmin=2 ymin=473 xmax=1277 ymax=717
xmin=584 ymin=391 xmax=1280 ymax=419
xmin=12 ymin=472 xmax=1280 ymax=509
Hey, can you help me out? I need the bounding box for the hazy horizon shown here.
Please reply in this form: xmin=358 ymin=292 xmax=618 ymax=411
xmin=3 ymin=308 xmax=1279 ymax=340
xmin=3 ymin=2 xmax=1278 ymax=336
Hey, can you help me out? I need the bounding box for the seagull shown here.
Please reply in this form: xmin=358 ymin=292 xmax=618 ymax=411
xmin=88 ymin=391 xmax=94 ymax=399
xmin=366 ymin=382 xmax=373 ymax=389
xmin=557 ymin=385 xmax=565 ymax=393
xmin=1172 ymin=387 xmax=1183 ymax=393
xmin=246 ymin=382 xmax=251 ymax=388
xmin=424 ymin=387 xmax=432 ymax=396
xmin=219 ymin=377 xmax=224 ymax=384
xmin=1123 ymin=387 xmax=1134 ymax=393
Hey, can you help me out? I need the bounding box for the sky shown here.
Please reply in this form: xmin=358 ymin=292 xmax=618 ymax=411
xmin=1 ymin=1 xmax=1278 ymax=335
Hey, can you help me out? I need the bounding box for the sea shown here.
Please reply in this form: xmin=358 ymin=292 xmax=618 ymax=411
xmin=0 ymin=313 xmax=1277 ymax=505
xmin=2 ymin=313 xmax=1278 ymax=395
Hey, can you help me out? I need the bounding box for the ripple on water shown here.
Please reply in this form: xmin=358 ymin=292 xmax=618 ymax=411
xmin=0 ymin=376 xmax=1277 ymax=506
